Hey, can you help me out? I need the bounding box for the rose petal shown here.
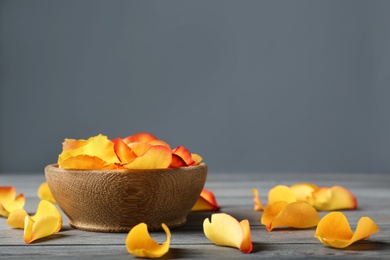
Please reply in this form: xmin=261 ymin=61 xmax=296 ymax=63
xmin=312 ymin=186 xmax=357 ymax=211
xmin=58 ymin=134 xmax=119 ymax=167
xmin=147 ymin=139 xmax=171 ymax=149
xmin=261 ymin=201 xmax=320 ymax=231
xmin=191 ymin=154 xmax=203 ymax=165
xmin=59 ymin=155 xmax=117 ymax=170
xmin=169 ymin=154 xmax=188 ymax=168
xmin=0 ymin=187 xmax=25 ymax=217
xmin=251 ymin=188 xmax=264 ymax=211
xmin=172 ymin=146 xmax=195 ymax=166
xmin=125 ymin=223 xmax=171 ymax=258
xmin=32 ymin=200 xmax=62 ymax=232
xmin=314 ymin=212 xmax=380 ymax=248
xmin=128 ymin=142 xmax=153 ymax=156
xmin=7 ymin=209 xmax=28 ymax=229
xmin=123 ymin=132 xmax=158 ymax=144
xmin=124 ymin=145 xmax=172 ymax=169
xmin=37 ymin=182 xmax=55 ymax=204
xmin=203 ymin=213 xmax=252 ymax=253
xmin=62 ymin=138 xmax=88 ymax=151
xmin=191 ymin=189 xmax=220 ymax=211
xmin=24 ymin=215 xmax=61 ymax=244
xmin=290 ymin=183 xmax=318 ymax=203
xmin=268 ymin=185 xmax=297 ymax=204
xmin=113 ymin=138 xmax=137 ymax=164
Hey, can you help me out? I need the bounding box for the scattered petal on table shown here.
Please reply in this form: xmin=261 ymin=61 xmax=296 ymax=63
xmin=314 ymin=212 xmax=379 ymax=248
xmin=37 ymin=182 xmax=55 ymax=203
xmin=251 ymin=188 xmax=264 ymax=211
xmin=268 ymin=185 xmax=297 ymax=204
xmin=192 ymin=189 xmax=220 ymax=211
xmin=290 ymin=183 xmax=318 ymax=203
xmin=203 ymin=213 xmax=252 ymax=253
xmin=125 ymin=223 xmax=171 ymax=258
xmin=0 ymin=186 xmax=25 ymax=217
xmin=261 ymin=201 xmax=320 ymax=231
xmin=7 ymin=208 xmax=28 ymax=229
xmin=312 ymin=186 xmax=357 ymax=211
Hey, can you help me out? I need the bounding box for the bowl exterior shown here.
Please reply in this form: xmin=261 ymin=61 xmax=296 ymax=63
xmin=45 ymin=163 xmax=207 ymax=232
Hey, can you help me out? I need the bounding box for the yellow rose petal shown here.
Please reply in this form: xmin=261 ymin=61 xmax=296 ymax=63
xmin=38 ymin=182 xmax=55 ymax=204
xmin=0 ymin=187 xmax=25 ymax=217
xmin=203 ymin=213 xmax=252 ymax=253
xmin=124 ymin=145 xmax=172 ymax=169
xmin=125 ymin=223 xmax=171 ymax=258
xmin=312 ymin=186 xmax=357 ymax=211
xmin=314 ymin=212 xmax=379 ymax=248
xmin=251 ymin=188 xmax=265 ymax=211
xmin=32 ymin=200 xmax=62 ymax=232
xmin=191 ymin=153 xmax=203 ymax=165
xmin=7 ymin=208 xmax=28 ymax=229
xmin=268 ymin=185 xmax=297 ymax=204
xmin=261 ymin=201 xmax=320 ymax=231
xmin=290 ymin=183 xmax=317 ymax=203
xmin=24 ymin=215 xmax=61 ymax=244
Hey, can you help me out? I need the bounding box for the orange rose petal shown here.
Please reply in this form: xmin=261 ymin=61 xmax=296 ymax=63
xmin=203 ymin=213 xmax=252 ymax=253
xmin=192 ymin=189 xmax=220 ymax=211
xmin=312 ymin=186 xmax=357 ymax=211
xmin=37 ymin=182 xmax=55 ymax=204
xmin=24 ymin=215 xmax=61 ymax=244
xmin=169 ymin=154 xmax=188 ymax=168
xmin=172 ymin=146 xmax=195 ymax=166
xmin=59 ymin=155 xmax=117 ymax=170
xmin=62 ymin=138 xmax=88 ymax=151
xmin=123 ymin=132 xmax=158 ymax=144
xmin=314 ymin=212 xmax=380 ymax=248
xmin=124 ymin=145 xmax=172 ymax=169
xmin=113 ymin=138 xmax=137 ymax=164
xmin=251 ymin=188 xmax=265 ymax=211
xmin=147 ymin=139 xmax=171 ymax=149
xmin=125 ymin=223 xmax=171 ymax=258
xmin=0 ymin=186 xmax=16 ymax=203
xmin=128 ymin=142 xmax=153 ymax=157
xmin=290 ymin=183 xmax=318 ymax=203
xmin=239 ymin=219 xmax=253 ymax=253
xmin=268 ymin=185 xmax=297 ymax=204
xmin=7 ymin=208 xmax=28 ymax=229
xmin=191 ymin=154 xmax=203 ymax=165
xmin=262 ymin=201 xmax=320 ymax=231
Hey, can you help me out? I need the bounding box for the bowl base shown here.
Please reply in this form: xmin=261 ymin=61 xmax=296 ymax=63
xmin=68 ymin=217 xmax=187 ymax=233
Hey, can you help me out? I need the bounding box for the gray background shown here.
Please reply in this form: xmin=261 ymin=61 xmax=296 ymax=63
xmin=1 ymin=0 xmax=389 ymax=174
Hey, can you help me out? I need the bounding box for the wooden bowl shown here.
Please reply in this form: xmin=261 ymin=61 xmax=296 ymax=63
xmin=45 ymin=163 xmax=207 ymax=232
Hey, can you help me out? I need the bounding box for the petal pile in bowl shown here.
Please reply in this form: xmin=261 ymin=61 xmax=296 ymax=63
xmin=57 ymin=132 xmax=202 ymax=170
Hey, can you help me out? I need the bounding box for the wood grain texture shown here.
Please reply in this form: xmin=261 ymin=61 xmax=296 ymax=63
xmin=1 ymin=172 xmax=389 ymax=259
xmin=44 ymin=163 xmax=208 ymax=232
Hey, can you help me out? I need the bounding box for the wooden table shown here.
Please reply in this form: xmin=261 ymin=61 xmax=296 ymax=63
xmin=1 ymin=172 xmax=389 ymax=259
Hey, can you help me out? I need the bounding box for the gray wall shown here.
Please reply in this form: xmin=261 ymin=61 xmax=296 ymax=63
xmin=1 ymin=0 xmax=389 ymax=174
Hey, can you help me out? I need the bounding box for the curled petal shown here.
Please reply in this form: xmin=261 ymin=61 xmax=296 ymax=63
xmin=125 ymin=223 xmax=171 ymax=258
xmin=32 ymin=200 xmax=62 ymax=232
xmin=312 ymin=186 xmax=357 ymax=211
xmin=251 ymin=188 xmax=264 ymax=211
xmin=262 ymin=201 xmax=320 ymax=231
xmin=37 ymin=182 xmax=55 ymax=203
xmin=24 ymin=215 xmax=61 ymax=244
xmin=192 ymin=189 xmax=220 ymax=211
xmin=191 ymin=154 xmax=203 ymax=165
xmin=124 ymin=145 xmax=172 ymax=169
xmin=0 ymin=186 xmax=16 ymax=203
xmin=169 ymin=154 xmax=187 ymax=168
xmin=172 ymin=146 xmax=195 ymax=166
xmin=268 ymin=185 xmax=297 ymax=204
xmin=123 ymin=132 xmax=158 ymax=144
xmin=7 ymin=209 xmax=28 ymax=229
xmin=290 ymin=183 xmax=317 ymax=203
xmin=203 ymin=213 xmax=252 ymax=253
xmin=113 ymin=138 xmax=137 ymax=164
xmin=314 ymin=212 xmax=379 ymax=248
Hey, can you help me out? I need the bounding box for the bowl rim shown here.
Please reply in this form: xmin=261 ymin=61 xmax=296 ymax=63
xmin=45 ymin=162 xmax=207 ymax=174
